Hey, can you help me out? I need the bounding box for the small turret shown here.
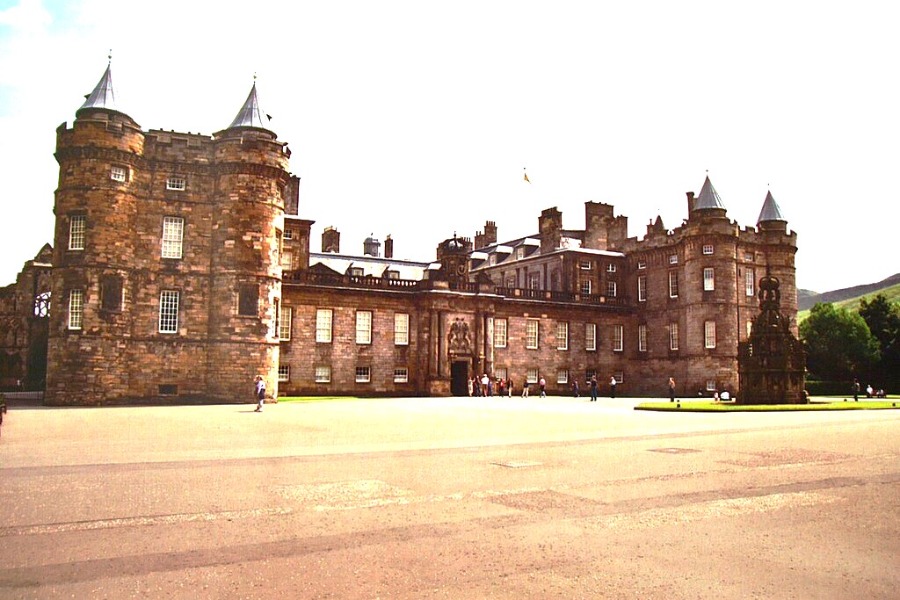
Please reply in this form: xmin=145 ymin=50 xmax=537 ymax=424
xmin=690 ymin=176 xmax=728 ymax=220
xmin=757 ymin=190 xmax=788 ymax=232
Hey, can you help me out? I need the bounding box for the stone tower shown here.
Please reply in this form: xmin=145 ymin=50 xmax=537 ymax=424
xmin=45 ymin=64 xmax=291 ymax=404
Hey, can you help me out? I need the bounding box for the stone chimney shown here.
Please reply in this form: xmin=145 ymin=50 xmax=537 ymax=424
xmin=474 ymin=220 xmax=498 ymax=249
xmin=363 ymin=234 xmax=381 ymax=257
xmin=384 ymin=234 xmax=394 ymax=259
xmin=322 ymin=226 xmax=340 ymax=253
xmin=539 ymin=207 xmax=563 ymax=254
xmin=686 ymin=191 xmax=695 ymax=216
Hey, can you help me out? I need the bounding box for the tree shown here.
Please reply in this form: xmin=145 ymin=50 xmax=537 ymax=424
xmin=799 ymin=302 xmax=879 ymax=382
xmin=859 ymin=294 xmax=900 ymax=388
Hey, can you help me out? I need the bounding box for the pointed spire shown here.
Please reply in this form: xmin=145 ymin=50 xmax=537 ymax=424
xmin=757 ymin=190 xmax=786 ymax=224
xmin=693 ymin=176 xmax=726 ymax=211
xmin=79 ymin=53 xmax=118 ymax=113
xmin=227 ymin=76 xmax=272 ymax=132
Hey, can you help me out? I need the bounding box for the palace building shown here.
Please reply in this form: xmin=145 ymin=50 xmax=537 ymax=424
xmin=0 ymin=65 xmax=798 ymax=404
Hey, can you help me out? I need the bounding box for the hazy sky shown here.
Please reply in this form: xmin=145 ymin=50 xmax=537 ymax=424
xmin=1 ymin=0 xmax=898 ymax=292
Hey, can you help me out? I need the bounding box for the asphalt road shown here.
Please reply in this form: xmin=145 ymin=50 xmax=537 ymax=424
xmin=1 ymin=396 xmax=898 ymax=599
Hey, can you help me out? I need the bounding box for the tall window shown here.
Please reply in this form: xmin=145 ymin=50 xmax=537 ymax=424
xmin=703 ymin=267 xmax=715 ymax=291
xmin=638 ymin=323 xmax=647 ymax=352
xmin=668 ymin=271 xmax=679 ymax=298
xmin=494 ymin=318 xmax=508 ymax=347
xmin=557 ymin=369 xmax=568 ymax=384
xmin=161 ymin=217 xmax=184 ymax=259
xmin=669 ymin=322 xmax=679 ymax=351
xmin=100 ymin=274 xmax=123 ymax=312
xmin=394 ymin=313 xmax=409 ymax=345
xmin=67 ymin=289 xmax=84 ymax=330
xmin=159 ymin=290 xmax=179 ymax=333
xmin=556 ymin=322 xmax=568 ymax=350
xmin=745 ymin=268 xmax=755 ymax=297
xmin=529 ymin=273 xmax=540 ymax=290
xmin=315 ymin=309 xmax=332 ymax=343
xmin=69 ymin=215 xmax=86 ymax=250
xmin=356 ymin=310 xmax=372 ymax=344
xmin=585 ymin=323 xmax=597 ymax=351
xmin=238 ymin=284 xmax=257 ymax=316
xmin=606 ymin=281 xmax=617 ymax=297
xmin=279 ymin=306 xmax=292 ymax=341
xmin=580 ymin=279 xmax=592 ymax=295
xmin=525 ymin=319 xmax=539 ymax=349
xmin=637 ymin=275 xmax=647 ymax=302
xmin=613 ymin=324 xmax=623 ymax=352
xmin=281 ymin=250 xmax=293 ymax=271
xmin=705 ymin=320 xmax=717 ymax=349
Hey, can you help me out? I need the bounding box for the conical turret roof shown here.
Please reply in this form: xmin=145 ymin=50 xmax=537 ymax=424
xmin=757 ymin=190 xmax=786 ymax=223
xmin=79 ymin=62 xmax=118 ymax=113
xmin=227 ymin=81 xmax=272 ymax=132
xmin=693 ymin=176 xmax=726 ymax=211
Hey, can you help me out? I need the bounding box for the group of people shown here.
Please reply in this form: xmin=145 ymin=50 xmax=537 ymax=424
xmin=468 ymin=374 xmax=514 ymax=397
xmin=853 ymin=379 xmax=887 ymax=401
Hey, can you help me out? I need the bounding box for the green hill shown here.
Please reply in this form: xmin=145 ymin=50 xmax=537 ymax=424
xmin=798 ymin=279 xmax=900 ymax=323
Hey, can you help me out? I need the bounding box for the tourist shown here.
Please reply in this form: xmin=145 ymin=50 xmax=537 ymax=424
xmin=609 ymin=375 xmax=617 ymax=399
xmin=482 ymin=373 xmax=491 ymax=397
xmin=254 ymin=375 xmax=266 ymax=412
xmin=539 ymin=376 xmax=546 ymax=397
xmin=467 ymin=376 xmax=474 ymax=397
xmin=521 ymin=381 xmax=529 ymax=397
xmin=668 ymin=377 xmax=676 ymax=402
xmin=852 ymin=378 xmax=860 ymax=402
xmin=590 ymin=375 xmax=598 ymax=402
xmin=572 ymin=380 xmax=579 ymax=398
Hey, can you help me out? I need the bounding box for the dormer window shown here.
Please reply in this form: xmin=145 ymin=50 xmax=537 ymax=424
xmin=387 ymin=270 xmax=400 ymax=279
xmin=349 ymin=267 xmax=364 ymax=277
xmin=489 ymin=254 xmax=497 ymax=265
xmin=166 ymin=176 xmax=186 ymax=191
xmin=516 ymin=247 xmax=526 ymax=260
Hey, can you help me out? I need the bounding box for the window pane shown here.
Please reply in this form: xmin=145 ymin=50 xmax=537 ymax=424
xmin=556 ymin=369 xmax=568 ymax=384
xmin=356 ymin=311 xmax=372 ymax=344
xmin=556 ymin=322 xmax=568 ymax=350
xmin=162 ymin=217 xmax=184 ymax=259
xmin=745 ymin=268 xmax=755 ymax=297
xmin=669 ymin=322 xmax=679 ymax=350
xmin=526 ymin=368 xmax=539 ymax=384
xmin=613 ymin=324 xmax=623 ymax=351
xmin=316 ymin=309 xmax=333 ymax=343
xmin=703 ymin=267 xmax=715 ymax=291
xmin=394 ymin=367 xmax=409 ymax=383
xmin=526 ymin=319 xmax=539 ymax=349
xmin=585 ymin=323 xmax=596 ymax=351
xmin=494 ymin=319 xmax=508 ymax=347
xmin=166 ymin=176 xmax=186 ymax=190
xmin=669 ymin=271 xmax=679 ymax=298
xmin=69 ymin=215 xmax=86 ymax=250
xmin=355 ymin=366 xmax=371 ymax=382
xmin=705 ymin=320 xmax=717 ymax=349
xmin=68 ymin=289 xmax=84 ymax=330
xmin=315 ymin=365 xmax=331 ymax=383
xmin=278 ymin=365 xmax=290 ymax=382
xmin=159 ymin=290 xmax=179 ymax=333
xmin=394 ymin=313 xmax=409 ymax=345
xmin=279 ymin=307 xmax=292 ymax=341
xmin=638 ymin=323 xmax=647 ymax=352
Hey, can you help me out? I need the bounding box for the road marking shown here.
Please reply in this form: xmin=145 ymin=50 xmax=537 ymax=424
xmin=0 ymin=507 xmax=292 ymax=537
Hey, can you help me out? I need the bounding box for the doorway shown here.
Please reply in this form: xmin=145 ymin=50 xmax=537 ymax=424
xmin=450 ymin=360 xmax=470 ymax=396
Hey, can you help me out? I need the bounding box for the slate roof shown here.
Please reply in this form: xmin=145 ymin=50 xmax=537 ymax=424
xmin=693 ymin=176 xmax=726 ymax=211
xmin=79 ymin=63 xmax=118 ymax=113
xmin=227 ymin=81 xmax=272 ymax=131
xmin=757 ymin=190 xmax=786 ymax=223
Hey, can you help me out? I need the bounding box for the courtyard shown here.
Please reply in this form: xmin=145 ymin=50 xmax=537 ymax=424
xmin=1 ymin=396 xmax=898 ymax=598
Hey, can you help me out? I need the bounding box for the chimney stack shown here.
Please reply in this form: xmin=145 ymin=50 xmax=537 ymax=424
xmin=322 ymin=226 xmax=340 ymax=253
xmin=384 ymin=234 xmax=394 ymax=259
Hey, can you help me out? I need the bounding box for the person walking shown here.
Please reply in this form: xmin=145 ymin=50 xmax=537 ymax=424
xmin=521 ymin=380 xmax=530 ymax=397
xmin=254 ymin=375 xmax=266 ymax=412
xmin=539 ymin=376 xmax=546 ymax=397
xmin=572 ymin=380 xmax=579 ymax=398
xmin=609 ymin=375 xmax=617 ymax=399
xmin=852 ymin=379 xmax=860 ymax=402
xmin=668 ymin=377 xmax=676 ymax=402
xmin=590 ymin=375 xmax=598 ymax=402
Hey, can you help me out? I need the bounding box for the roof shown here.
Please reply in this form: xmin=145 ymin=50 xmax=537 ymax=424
xmin=227 ymin=81 xmax=273 ymax=132
xmin=693 ymin=176 xmax=726 ymax=211
xmin=79 ymin=63 xmax=119 ymax=113
xmin=757 ymin=190 xmax=786 ymax=223
xmin=309 ymin=253 xmax=431 ymax=280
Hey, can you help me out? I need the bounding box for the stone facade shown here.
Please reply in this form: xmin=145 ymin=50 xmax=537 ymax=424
xmin=0 ymin=68 xmax=799 ymax=404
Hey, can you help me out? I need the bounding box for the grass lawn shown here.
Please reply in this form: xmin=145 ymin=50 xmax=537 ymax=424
xmin=635 ymin=398 xmax=900 ymax=412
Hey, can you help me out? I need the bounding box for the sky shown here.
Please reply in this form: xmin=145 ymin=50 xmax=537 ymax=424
xmin=1 ymin=0 xmax=898 ymax=293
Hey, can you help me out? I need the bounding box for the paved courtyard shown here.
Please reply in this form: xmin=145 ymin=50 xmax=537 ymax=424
xmin=1 ymin=396 xmax=898 ymax=598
